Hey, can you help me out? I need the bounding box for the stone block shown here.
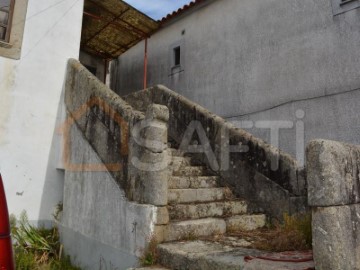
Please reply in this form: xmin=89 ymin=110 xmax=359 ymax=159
xmin=168 ymin=188 xmax=225 ymax=204
xmin=169 ymin=176 xmax=218 ymax=189
xmin=312 ymin=204 xmax=360 ymax=270
xmin=145 ymin=104 xmax=169 ymax=122
xmin=307 ymin=139 xmax=360 ymax=206
xmin=154 ymin=207 xmax=169 ymax=225
xmin=226 ymin=214 xmax=266 ymax=231
xmin=165 ymin=218 xmax=226 ymax=242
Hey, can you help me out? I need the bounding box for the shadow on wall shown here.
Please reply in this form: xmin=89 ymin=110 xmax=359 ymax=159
xmin=37 ymin=87 xmax=66 ymax=227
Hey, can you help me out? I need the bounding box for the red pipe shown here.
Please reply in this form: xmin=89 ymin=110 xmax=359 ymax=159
xmin=143 ymin=38 xmax=148 ymax=89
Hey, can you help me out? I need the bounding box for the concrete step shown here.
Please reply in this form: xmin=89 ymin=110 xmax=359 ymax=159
xmin=168 ymin=201 xmax=248 ymax=220
xmin=169 ymin=176 xmax=218 ymax=189
xmin=165 ymin=218 xmax=226 ymax=242
xmin=157 ymin=240 xmax=315 ymax=270
xmin=169 ymin=148 xmax=184 ymax=157
xmin=173 ymin=166 xmax=210 ymax=177
xmin=169 ymin=156 xmax=191 ymax=172
xmin=226 ymin=214 xmax=266 ymax=231
xmin=168 ymin=188 xmax=225 ymax=204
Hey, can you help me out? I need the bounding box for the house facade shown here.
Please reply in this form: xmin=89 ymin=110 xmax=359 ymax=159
xmin=0 ymin=0 xmax=84 ymax=225
xmin=111 ymin=0 xmax=360 ymax=161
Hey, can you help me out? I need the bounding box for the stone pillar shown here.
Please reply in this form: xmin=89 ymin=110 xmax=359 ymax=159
xmin=129 ymin=104 xmax=170 ymax=206
xmin=307 ymin=139 xmax=360 ymax=270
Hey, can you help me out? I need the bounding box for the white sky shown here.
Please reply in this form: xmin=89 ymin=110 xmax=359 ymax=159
xmin=124 ymin=0 xmax=192 ymax=20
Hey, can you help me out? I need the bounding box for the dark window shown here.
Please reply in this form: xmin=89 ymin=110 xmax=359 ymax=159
xmin=0 ymin=0 xmax=14 ymax=42
xmin=173 ymin=46 xmax=181 ymax=66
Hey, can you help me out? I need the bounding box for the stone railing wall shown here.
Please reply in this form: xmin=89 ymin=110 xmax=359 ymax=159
xmin=62 ymin=60 xmax=170 ymax=268
xmin=124 ymin=85 xmax=307 ymax=220
xmin=64 ymin=59 xmax=170 ymax=206
xmin=307 ymin=139 xmax=360 ymax=270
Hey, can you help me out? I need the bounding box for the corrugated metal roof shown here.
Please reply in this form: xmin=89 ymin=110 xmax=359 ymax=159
xmin=160 ymin=0 xmax=208 ymax=23
xmin=81 ymin=0 xmax=159 ymax=59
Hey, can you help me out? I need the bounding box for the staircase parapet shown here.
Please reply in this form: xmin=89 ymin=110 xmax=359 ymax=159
xmin=124 ymin=85 xmax=307 ymax=220
xmin=64 ymin=59 xmax=170 ymax=209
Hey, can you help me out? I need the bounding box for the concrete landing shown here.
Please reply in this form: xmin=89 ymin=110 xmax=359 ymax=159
xmin=157 ymin=240 xmax=315 ymax=270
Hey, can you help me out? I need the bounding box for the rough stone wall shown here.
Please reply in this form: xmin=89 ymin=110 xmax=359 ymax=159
xmin=307 ymin=139 xmax=360 ymax=270
xmin=62 ymin=60 xmax=170 ymax=269
xmin=61 ymin=124 xmax=165 ymax=269
xmin=124 ymin=85 xmax=307 ymax=220
xmin=64 ymin=59 xmax=144 ymax=196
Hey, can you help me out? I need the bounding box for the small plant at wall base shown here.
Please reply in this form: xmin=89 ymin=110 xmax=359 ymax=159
xmin=139 ymin=235 xmax=159 ymax=266
xmin=10 ymin=211 xmax=81 ymax=270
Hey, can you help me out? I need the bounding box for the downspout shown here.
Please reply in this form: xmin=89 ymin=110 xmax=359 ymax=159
xmin=103 ymin=59 xmax=108 ymax=83
xmin=143 ymin=38 xmax=148 ymax=89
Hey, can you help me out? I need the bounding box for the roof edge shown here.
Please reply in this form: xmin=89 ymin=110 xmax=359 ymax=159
xmin=159 ymin=0 xmax=211 ymax=24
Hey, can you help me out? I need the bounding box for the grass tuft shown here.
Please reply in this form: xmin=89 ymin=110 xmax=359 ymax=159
xmin=11 ymin=211 xmax=81 ymax=270
xmin=228 ymin=212 xmax=312 ymax=252
xmin=139 ymin=235 xmax=159 ymax=266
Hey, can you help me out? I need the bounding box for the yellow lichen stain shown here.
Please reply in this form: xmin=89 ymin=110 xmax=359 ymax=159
xmin=0 ymin=59 xmax=16 ymax=145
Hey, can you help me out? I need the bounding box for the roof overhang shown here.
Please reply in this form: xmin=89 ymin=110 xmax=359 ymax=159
xmin=81 ymin=0 xmax=159 ymax=60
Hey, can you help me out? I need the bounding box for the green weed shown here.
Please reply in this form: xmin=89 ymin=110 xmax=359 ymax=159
xmin=11 ymin=211 xmax=80 ymax=270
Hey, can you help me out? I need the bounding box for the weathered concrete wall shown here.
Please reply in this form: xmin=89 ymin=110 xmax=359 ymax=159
xmin=62 ymin=60 xmax=170 ymax=269
xmin=64 ymin=60 xmax=171 ymax=205
xmin=124 ymin=85 xmax=306 ymax=220
xmin=61 ymin=123 xmax=164 ymax=270
xmin=111 ymin=0 xmax=360 ymax=159
xmin=0 ymin=0 xmax=84 ymax=224
xmin=307 ymin=139 xmax=360 ymax=270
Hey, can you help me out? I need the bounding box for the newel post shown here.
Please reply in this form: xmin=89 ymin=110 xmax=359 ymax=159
xmin=129 ymin=104 xmax=170 ymax=206
xmin=307 ymin=139 xmax=360 ymax=270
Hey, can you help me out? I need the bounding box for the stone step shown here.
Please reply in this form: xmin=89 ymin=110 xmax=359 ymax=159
xmin=165 ymin=218 xmax=226 ymax=242
xmin=157 ymin=240 xmax=315 ymax=270
xmin=169 ymin=156 xmax=191 ymax=172
xmin=173 ymin=166 xmax=210 ymax=176
xmin=169 ymin=148 xmax=183 ymax=157
xmin=226 ymin=214 xmax=266 ymax=232
xmin=168 ymin=201 xmax=248 ymax=220
xmin=168 ymin=188 xmax=225 ymax=204
xmin=169 ymin=176 xmax=219 ymax=189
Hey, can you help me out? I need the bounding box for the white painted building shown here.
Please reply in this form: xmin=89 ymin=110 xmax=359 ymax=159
xmin=0 ymin=0 xmax=160 ymax=228
xmin=0 ymin=0 xmax=84 ymax=225
xmin=112 ymin=0 xmax=360 ymax=160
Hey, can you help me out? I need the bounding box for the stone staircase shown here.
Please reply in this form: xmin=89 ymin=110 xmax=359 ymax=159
xmin=65 ymin=61 xmax=312 ymax=270
xmin=128 ymin=148 xmax=315 ymax=269
xmin=164 ymin=147 xmax=266 ymax=242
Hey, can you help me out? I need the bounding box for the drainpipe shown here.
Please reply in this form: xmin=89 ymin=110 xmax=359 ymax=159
xmin=143 ymin=38 xmax=148 ymax=89
xmin=103 ymin=59 xmax=108 ymax=84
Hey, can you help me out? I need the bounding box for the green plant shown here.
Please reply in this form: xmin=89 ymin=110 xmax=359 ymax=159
xmin=283 ymin=212 xmax=312 ymax=246
xmin=52 ymin=202 xmax=63 ymax=222
xmin=140 ymin=236 xmax=159 ymax=266
xmin=11 ymin=211 xmax=81 ymax=270
xmin=12 ymin=211 xmax=58 ymax=264
xmin=258 ymin=212 xmax=312 ymax=251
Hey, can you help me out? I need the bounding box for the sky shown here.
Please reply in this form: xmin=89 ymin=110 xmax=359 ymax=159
xmin=124 ymin=0 xmax=192 ymax=20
